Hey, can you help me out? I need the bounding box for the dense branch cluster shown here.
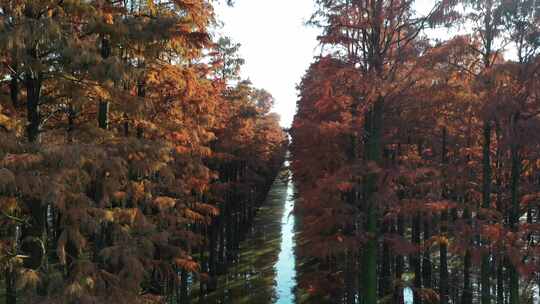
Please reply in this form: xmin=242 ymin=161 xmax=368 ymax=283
xmin=291 ymin=0 xmax=540 ymax=303
xmin=0 ymin=1 xmax=286 ymax=303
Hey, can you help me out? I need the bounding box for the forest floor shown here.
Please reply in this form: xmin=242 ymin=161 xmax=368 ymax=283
xmin=194 ymin=172 xmax=296 ymax=304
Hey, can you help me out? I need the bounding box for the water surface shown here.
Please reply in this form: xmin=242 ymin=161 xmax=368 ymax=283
xmin=196 ymin=165 xmax=297 ymax=303
xmin=274 ymin=166 xmax=296 ymax=303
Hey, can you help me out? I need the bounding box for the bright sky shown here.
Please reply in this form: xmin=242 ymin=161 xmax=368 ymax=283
xmin=214 ymin=0 xmax=319 ymax=128
xmin=214 ymin=1 xmax=449 ymax=128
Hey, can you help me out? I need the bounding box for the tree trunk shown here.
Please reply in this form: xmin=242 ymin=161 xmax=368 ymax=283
xmin=123 ymin=114 xmax=130 ymax=137
xmin=412 ymin=213 xmax=422 ymax=304
xmin=10 ymin=71 xmax=19 ymax=108
xmin=449 ymin=208 xmax=458 ymax=303
xmin=208 ymin=219 xmax=218 ymax=292
xmin=440 ymin=128 xmax=449 ymax=304
xmin=217 ymin=203 xmax=226 ymax=275
xmin=98 ymin=101 xmax=109 ymax=130
xmin=509 ymin=113 xmax=520 ymax=304
xmin=225 ymin=195 xmax=234 ymax=265
xmin=361 ymin=98 xmax=383 ymax=304
xmin=137 ymin=125 xmax=144 ymax=139
xmin=394 ymin=216 xmax=405 ymax=304
xmin=497 ymin=258 xmax=504 ymax=304
xmin=422 ymin=215 xmax=432 ymax=290
xmin=25 ymin=74 xmax=41 ymax=143
xmin=136 ymin=80 xmax=145 ymax=139
xmin=380 ymin=221 xmax=392 ymax=298
xmin=462 ymin=249 xmax=473 ymax=304
xmin=21 ymin=200 xmax=46 ymax=269
xmin=101 ymin=36 xmax=111 ymax=59
xmin=345 ymin=251 xmax=356 ymax=304
xmin=481 ymin=121 xmax=492 ymax=304
xmin=5 ymin=263 xmax=16 ymax=304
xmin=20 ymin=199 xmax=47 ymax=298
xmin=199 ymin=232 xmax=207 ymax=303
xmin=439 ymin=209 xmax=449 ymax=304
xmin=462 ymin=208 xmax=473 ymax=304
xmin=67 ymin=104 xmax=76 ymax=143
xmin=180 ymin=269 xmax=190 ymax=304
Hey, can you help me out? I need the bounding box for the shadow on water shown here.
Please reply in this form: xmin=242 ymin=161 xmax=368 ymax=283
xmin=195 ymin=164 xmax=297 ymax=304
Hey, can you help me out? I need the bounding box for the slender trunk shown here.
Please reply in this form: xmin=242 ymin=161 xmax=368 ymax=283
xmin=462 ymin=207 xmax=473 ymax=304
xmin=494 ymin=120 xmax=504 ymax=216
xmin=345 ymin=251 xmax=356 ymax=304
xmin=180 ymin=270 xmax=190 ymax=304
xmin=123 ymin=114 xmax=130 ymax=137
xmin=481 ymin=121 xmax=492 ymax=304
xmin=449 ymin=204 xmax=459 ymax=303
xmin=234 ymin=201 xmax=241 ymax=253
xmin=497 ymin=257 xmax=504 ymax=304
xmin=526 ymin=207 xmax=532 ymax=243
xmin=380 ymin=221 xmax=391 ymax=298
xmin=393 ymin=216 xmax=405 ymax=304
xmin=199 ymin=232 xmax=206 ymax=303
xmin=98 ymin=34 xmax=111 ymax=134
xmin=346 ymin=100 xmax=358 ymax=304
xmin=509 ymin=113 xmax=520 ymax=304
xmin=101 ymin=36 xmax=111 ymax=59
xmin=136 ymin=80 xmax=145 ymax=139
xmin=412 ymin=213 xmax=422 ymax=304
xmin=439 ymin=210 xmax=449 ymax=304
xmin=10 ymin=71 xmax=19 ymax=108
xmin=422 ymin=215 xmax=432 ymax=290
xmin=5 ymin=223 xmax=17 ymax=304
xmin=537 ymin=274 xmax=540 ymax=304
xmin=67 ymin=104 xmax=76 ymax=143
xmin=98 ymin=101 xmax=109 ymax=130
xmin=25 ymin=74 xmax=41 ymax=143
xmin=208 ymin=219 xmax=218 ymax=292
xmin=20 ymin=199 xmax=47 ymax=298
xmin=225 ymin=196 xmax=233 ymax=264
xmin=4 ymin=210 xmax=20 ymax=304
xmin=462 ymin=249 xmax=473 ymax=304
xmin=217 ymin=203 xmax=226 ymax=275
xmin=361 ymin=99 xmax=383 ymax=304
xmin=5 ymin=266 xmax=16 ymax=304
xmin=65 ymin=232 xmax=80 ymax=276
xmin=481 ymin=255 xmax=491 ymax=304
xmin=440 ymin=128 xmax=449 ymax=304
xmin=137 ymin=125 xmax=144 ymax=139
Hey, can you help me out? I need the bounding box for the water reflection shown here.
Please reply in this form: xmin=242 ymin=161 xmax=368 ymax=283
xmin=404 ymin=287 xmax=413 ymax=304
xmin=195 ymin=163 xmax=296 ymax=303
xmin=274 ymin=166 xmax=296 ymax=303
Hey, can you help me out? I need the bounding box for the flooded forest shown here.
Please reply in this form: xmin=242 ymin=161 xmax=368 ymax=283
xmin=3 ymin=1 xmax=540 ymax=304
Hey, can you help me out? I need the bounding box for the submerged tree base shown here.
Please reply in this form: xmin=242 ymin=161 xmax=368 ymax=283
xmin=193 ymin=174 xmax=295 ymax=304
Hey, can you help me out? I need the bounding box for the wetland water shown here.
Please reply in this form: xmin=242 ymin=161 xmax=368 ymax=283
xmin=274 ymin=165 xmax=296 ymax=303
xmin=198 ymin=163 xmax=416 ymax=304
xmin=199 ymin=165 xmax=297 ymax=303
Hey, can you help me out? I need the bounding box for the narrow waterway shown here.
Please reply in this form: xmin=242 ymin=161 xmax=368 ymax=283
xmin=197 ymin=164 xmax=297 ymax=303
xmin=275 ymin=162 xmax=297 ymax=303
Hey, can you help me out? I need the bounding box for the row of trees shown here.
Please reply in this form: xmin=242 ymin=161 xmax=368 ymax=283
xmin=291 ymin=0 xmax=540 ymax=303
xmin=0 ymin=1 xmax=286 ymax=303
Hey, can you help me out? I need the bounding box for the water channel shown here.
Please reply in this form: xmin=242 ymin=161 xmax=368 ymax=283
xmin=274 ymin=162 xmax=296 ymax=303
xmin=198 ymin=162 xmax=417 ymax=304
xmin=199 ymin=164 xmax=297 ymax=303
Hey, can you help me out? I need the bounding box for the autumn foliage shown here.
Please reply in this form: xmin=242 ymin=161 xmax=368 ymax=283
xmin=291 ymin=0 xmax=540 ymax=303
xmin=0 ymin=1 xmax=286 ymax=303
